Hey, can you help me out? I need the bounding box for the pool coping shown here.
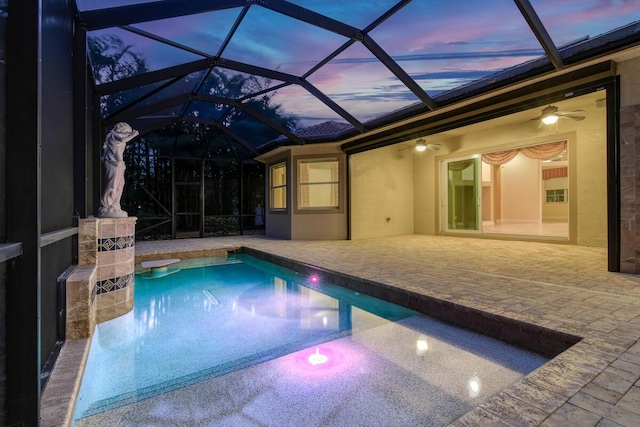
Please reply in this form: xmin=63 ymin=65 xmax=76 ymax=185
xmin=40 ymin=242 xmax=637 ymax=427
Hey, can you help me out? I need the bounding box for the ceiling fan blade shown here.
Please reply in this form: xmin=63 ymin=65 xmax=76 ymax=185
xmin=556 ymin=109 xmax=584 ymax=116
xmin=561 ymin=115 xmax=585 ymax=121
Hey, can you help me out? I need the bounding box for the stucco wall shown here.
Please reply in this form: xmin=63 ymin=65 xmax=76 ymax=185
xmin=414 ymin=147 xmax=438 ymax=235
xmin=291 ymin=213 xmax=347 ymax=240
xmin=350 ymin=144 xmax=414 ymax=239
xmin=263 ymin=152 xmax=292 ymax=240
xmin=574 ymin=103 xmax=608 ymax=247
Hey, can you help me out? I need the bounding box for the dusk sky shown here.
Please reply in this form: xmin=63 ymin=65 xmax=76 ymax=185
xmin=82 ymin=0 xmax=640 ymax=127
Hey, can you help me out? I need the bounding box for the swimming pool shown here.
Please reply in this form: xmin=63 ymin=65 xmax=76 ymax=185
xmin=73 ymin=254 xmax=548 ymax=426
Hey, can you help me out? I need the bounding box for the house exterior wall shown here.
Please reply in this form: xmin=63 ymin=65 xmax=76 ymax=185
xmin=263 ymin=152 xmax=292 ymax=240
xmin=291 ymin=148 xmax=347 ymax=240
xmin=259 ymin=144 xmax=348 ymax=240
xmin=574 ymin=100 xmax=608 ymax=247
xmin=267 ymin=58 xmax=630 ymax=263
xmin=350 ymin=144 xmax=414 ymax=239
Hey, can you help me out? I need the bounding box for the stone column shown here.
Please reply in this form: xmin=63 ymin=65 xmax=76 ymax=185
xmin=619 ymin=105 xmax=639 ymax=273
xmin=94 ymin=217 xmax=137 ymax=323
xmin=68 ymin=217 xmax=137 ymax=339
xmin=618 ymin=56 xmax=640 ymax=273
xmin=66 ymin=220 xmax=98 ymax=339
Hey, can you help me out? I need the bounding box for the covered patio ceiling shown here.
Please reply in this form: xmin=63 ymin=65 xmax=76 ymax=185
xmin=76 ymin=0 xmax=640 ymax=161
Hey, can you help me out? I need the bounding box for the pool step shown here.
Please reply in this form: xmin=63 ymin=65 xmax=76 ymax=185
xmin=135 ymin=256 xmax=242 ymax=275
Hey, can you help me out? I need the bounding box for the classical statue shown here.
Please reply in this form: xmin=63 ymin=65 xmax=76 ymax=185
xmin=98 ymin=122 xmax=139 ymax=218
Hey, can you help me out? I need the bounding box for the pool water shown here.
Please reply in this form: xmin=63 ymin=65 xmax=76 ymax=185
xmin=73 ymin=254 xmax=419 ymax=420
xmin=73 ymin=254 xmax=549 ymax=426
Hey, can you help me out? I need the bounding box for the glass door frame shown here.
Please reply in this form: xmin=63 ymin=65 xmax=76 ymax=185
xmin=440 ymin=154 xmax=482 ymax=234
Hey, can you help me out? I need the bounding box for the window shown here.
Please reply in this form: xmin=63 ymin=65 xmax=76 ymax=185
xmin=270 ymin=162 xmax=287 ymax=210
xmin=544 ymin=174 xmax=568 ymax=203
xmin=546 ymin=189 xmax=567 ymax=203
xmin=299 ymin=159 xmax=339 ymax=209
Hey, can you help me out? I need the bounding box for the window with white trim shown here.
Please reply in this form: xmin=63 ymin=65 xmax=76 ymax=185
xmin=545 ymin=175 xmax=568 ymax=203
xmin=298 ymin=159 xmax=339 ymax=209
xmin=546 ymin=189 xmax=567 ymax=203
xmin=270 ymin=162 xmax=287 ymax=210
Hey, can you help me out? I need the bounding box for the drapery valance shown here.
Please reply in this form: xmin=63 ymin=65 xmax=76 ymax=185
xmin=481 ymin=141 xmax=566 ymax=166
xmin=542 ymin=167 xmax=567 ymax=180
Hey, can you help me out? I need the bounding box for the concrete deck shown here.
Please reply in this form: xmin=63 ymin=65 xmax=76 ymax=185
xmin=42 ymin=235 xmax=640 ymax=426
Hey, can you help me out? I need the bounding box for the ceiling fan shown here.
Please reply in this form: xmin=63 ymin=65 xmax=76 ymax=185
xmin=532 ymin=105 xmax=585 ymax=125
xmin=399 ymin=138 xmax=441 ymax=152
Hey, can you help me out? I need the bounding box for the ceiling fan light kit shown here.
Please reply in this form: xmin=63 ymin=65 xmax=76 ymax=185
xmin=542 ymin=113 xmax=559 ymax=125
xmin=535 ymin=105 xmax=585 ymax=125
xmin=398 ymin=138 xmax=441 ymax=152
xmin=415 ymin=139 xmax=441 ymax=152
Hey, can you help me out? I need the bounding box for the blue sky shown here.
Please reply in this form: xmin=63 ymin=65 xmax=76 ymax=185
xmin=85 ymin=0 xmax=640 ymax=127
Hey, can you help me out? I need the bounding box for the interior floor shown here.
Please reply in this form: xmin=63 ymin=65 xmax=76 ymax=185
xmin=482 ymin=220 xmax=568 ymax=238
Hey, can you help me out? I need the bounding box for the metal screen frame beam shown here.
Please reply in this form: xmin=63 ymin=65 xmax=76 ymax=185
xmin=73 ymin=21 xmax=89 ymax=218
xmin=81 ymin=0 xmax=245 ymax=30
xmin=95 ymin=58 xmax=211 ymax=96
xmin=5 ymin=0 xmax=42 ymax=425
xmin=513 ymin=0 xmax=563 ymax=70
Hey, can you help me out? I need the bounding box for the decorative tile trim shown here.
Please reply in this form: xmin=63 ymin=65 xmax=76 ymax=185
xmin=97 ymin=235 xmax=135 ymax=252
xmin=96 ymin=273 xmax=133 ymax=294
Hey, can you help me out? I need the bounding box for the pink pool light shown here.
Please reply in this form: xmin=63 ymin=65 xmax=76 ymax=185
xmin=308 ymin=347 xmax=328 ymax=365
xmin=308 ymin=274 xmax=319 ymax=285
xmin=281 ymin=341 xmax=365 ymax=379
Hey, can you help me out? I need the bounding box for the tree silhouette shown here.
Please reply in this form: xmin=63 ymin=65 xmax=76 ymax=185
xmin=88 ymin=34 xmax=150 ymax=117
xmin=87 ymin=34 xmax=292 ymax=238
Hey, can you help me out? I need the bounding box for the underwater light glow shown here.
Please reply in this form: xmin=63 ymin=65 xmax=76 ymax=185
xmin=308 ymin=347 xmax=328 ymax=365
xmin=469 ymin=374 xmax=481 ymax=398
xmin=309 ymin=274 xmax=319 ymax=285
xmin=416 ymin=338 xmax=428 ymax=355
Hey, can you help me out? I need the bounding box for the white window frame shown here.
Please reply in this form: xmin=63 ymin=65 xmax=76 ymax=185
xmin=297 ymin=158 xmax=340 ymax=210
xmin=270 ymin=162 xmax=287 ymax=211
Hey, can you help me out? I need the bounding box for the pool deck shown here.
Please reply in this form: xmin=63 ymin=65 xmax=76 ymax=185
xmin=42 ymin=235 xmax=640 ymax=426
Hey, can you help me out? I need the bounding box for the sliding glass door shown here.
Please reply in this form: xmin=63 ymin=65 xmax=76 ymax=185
xmin=442 ymin=156 xmax=481 ymax=233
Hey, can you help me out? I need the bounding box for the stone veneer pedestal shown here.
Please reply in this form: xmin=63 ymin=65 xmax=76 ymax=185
xmin=66 ymin=217 xmax=137 ymax=339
